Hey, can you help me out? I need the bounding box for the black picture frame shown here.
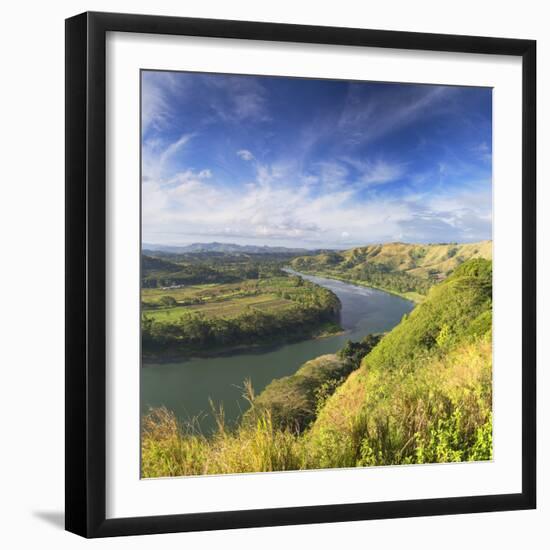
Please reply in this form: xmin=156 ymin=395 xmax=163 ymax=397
xmin=65 ymin=11 xmax=536 ymax=538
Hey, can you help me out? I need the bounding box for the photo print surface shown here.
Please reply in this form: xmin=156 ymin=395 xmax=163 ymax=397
xmin=140 ymin=70 xmax=493 ymax=478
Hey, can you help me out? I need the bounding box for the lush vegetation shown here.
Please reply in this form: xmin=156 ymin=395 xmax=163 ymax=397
xmin=141 ymin=258 xmax=493 ymax=476
xmin=243 ymin=334 xmax=381 ymax=433
xmin=142 ymin=268 xmax=342 ymax=357
xmin=142 ymin=251 xmax=287 ymax=288
xmin=290 ymin=240 xmax=492 ymax=301
xmin=142 ymin=406 xmax=306 ymax=477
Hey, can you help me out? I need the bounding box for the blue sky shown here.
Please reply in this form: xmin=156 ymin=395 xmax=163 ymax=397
xmin=141 ymin=70 xmax=492 ymax=249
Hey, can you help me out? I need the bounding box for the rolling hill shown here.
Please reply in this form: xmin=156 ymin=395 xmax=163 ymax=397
xmin=290 ymin=240 xmax=492 ymax=301
xmin=307 ymin=258 xmax=493 ymax=467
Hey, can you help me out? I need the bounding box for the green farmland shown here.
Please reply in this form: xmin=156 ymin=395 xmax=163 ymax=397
xmin=144 ymin=292 xmax=295 ymax=322
xmin=141 ymin=272 xmax=342 ymax=357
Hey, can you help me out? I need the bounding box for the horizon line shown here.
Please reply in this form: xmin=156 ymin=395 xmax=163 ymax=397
xmin=142 ymin=238 xmax=493 ymax=251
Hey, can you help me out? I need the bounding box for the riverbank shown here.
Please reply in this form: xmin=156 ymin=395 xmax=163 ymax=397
xmin=142 ymin=273 xmax=343 ymax=360
xmin=141 ymin=272 xmax=414 ymax=433
xmin=142 ymin=320 xmax=343 ymax=364
xmin=285 ymin=268 xmax=423 ymax=304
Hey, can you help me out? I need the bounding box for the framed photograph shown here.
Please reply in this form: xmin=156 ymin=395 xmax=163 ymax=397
xmin=65 ymin=11 xmax=536 ymax=538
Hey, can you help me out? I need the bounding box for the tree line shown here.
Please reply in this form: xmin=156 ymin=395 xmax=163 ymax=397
xmin=142 ymin=278 xmax=341 ymax=355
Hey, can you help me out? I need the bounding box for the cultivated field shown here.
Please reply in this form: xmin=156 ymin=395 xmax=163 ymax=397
xmin=141 ymin=272 xmax=342 ymax=355
xmin=142 ymin=277 xmax=313 ymax=321
xmin=144 ymin=292 xmax=296 ymax=321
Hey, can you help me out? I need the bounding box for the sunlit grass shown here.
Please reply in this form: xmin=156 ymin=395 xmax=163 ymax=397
xmin=141 ymin=406 xmax=307 ymax=477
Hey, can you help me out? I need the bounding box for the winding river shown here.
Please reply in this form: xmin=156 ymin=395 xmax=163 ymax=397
xmin=141 ymin=272 xmax=414 ymax=433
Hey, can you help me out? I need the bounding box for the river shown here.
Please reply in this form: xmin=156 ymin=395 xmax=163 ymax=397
xmin=141 ymin=272 xmax=414 ymax=433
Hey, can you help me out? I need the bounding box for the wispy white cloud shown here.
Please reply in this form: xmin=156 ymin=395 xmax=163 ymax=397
xmin=142 ymin=160 xmax=490 ymax=247
xmin=142 ymin=133 xmax=196 ymax=183
xmin=471 ymin=141 xmax=492 ymax=163
xmin=338 ymin=85 xmax=452 ymax=146
xmin=159 ymin=133 xmax=194 ymax=166
xmin=204 ymin=75 xmax=270 ymax=123
xmin=142 ymin=76 xmax=169 ymax=134
xmin=398 ymin=182 xmax=492 ymax=242
xmin=317 ymin=161 xmax=349 ymax=190
xmin=361 ymin=160 xmax=405 ymax=186
xmin=341 ymin=157 xmax=406 ymax=187
xmin=141 ymin=72 xmax=271 ymax=135
xmin=141 ymin=72 xmax=187 ymax=134
xmin=236 ymin=149 xmax=254 ymax=161
xmin=141 ymin=73 xmax=491 ymax=247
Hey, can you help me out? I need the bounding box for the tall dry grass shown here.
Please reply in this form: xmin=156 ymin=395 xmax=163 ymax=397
xmin=141 ymin=406 xmax=306 ymax=477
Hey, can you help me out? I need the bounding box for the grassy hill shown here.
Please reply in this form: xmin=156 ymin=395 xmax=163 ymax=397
xmin=141 ymin=258 xmax=493 ymax=476
xmin=290 ymin=240 xmax=492 ymax=301
xmin=307 ymin=258 xmax=492 ymax=466
xmin=244 ymin=335 xmax=381 ymax=433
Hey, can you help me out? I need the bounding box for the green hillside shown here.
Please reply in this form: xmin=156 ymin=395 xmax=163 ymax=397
xmin=308 ymin=258 xmax=492 ymax=466
xmin=141 ymin=258 xmax=493 ymax=476
xmin=290 ymin=240 xmax=492 ymax=301
xmin=244 ymin=335 xmax=381 ymax=433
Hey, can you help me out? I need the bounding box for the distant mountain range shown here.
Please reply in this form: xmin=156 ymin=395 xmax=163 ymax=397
xmin=142 ymin=242 xmax=317 ymax=255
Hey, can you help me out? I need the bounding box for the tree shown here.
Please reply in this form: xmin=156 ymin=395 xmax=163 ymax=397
xmin=159 ymin=295 xmax=177 ymax=307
